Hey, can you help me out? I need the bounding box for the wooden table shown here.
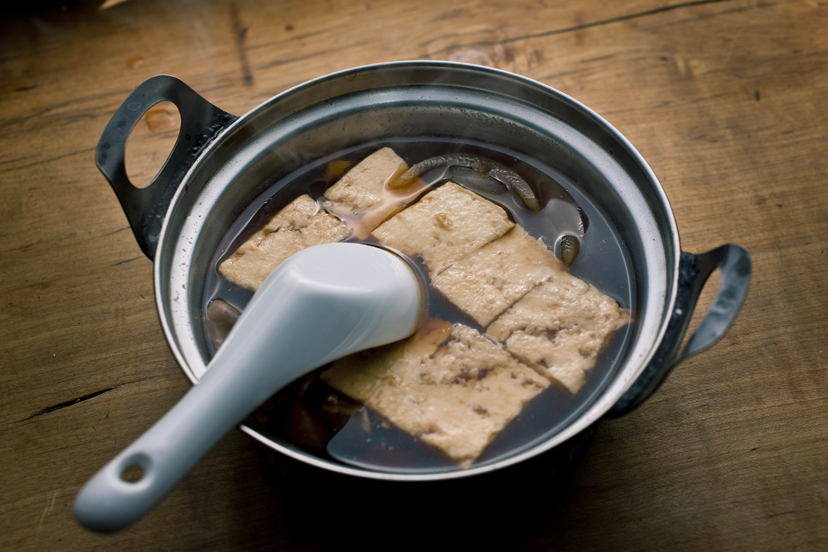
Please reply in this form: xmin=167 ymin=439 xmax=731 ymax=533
xmin=2 ymin=0 xmax=826 ymax=549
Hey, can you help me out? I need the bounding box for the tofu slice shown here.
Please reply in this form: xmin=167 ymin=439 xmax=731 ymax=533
xmin=432 ymin=226 xmax=565 ymax=327
xmin=372 ymin=182 xmax=515 ymax=276
xmin=322 ymin=147 xmax=426 ymax=239
xmin=323 ymin=147 xmax=409 ymax=212
xmin=218 ymin=195 xmax=350 ymax=291
xmin=486 ymin=272 xmax=630 ymax=393
xmin=322 ymin=321 xmax=549 ymax=467
xmin=320 ymin=319 xmax=452 ymax=403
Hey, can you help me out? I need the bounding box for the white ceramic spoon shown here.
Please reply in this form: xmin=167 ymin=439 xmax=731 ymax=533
xmin=74 ymin=243 xmax=422 ymax=532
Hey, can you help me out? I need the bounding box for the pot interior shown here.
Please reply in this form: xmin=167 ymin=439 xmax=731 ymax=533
xmin=156 ymin=62 xmax=677 ymax=479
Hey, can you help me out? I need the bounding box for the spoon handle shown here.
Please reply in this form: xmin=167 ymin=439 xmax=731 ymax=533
xmin=72 ymin=358 xmax=261 ymax=532
xmin=74 ymin=244 xmax=421 ymax=531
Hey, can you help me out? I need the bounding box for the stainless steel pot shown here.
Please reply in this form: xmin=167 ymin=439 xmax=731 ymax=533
xmin=97 ymin=61 xmax=751 ymax=482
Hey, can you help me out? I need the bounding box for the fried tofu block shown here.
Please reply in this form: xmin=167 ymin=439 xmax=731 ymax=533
xmin=432 ymin=226 xmax=565 ymax=327
xmin=323 ymin=147 xmax=409 ymax=214
xmin=218 ymin=195 xmax=350 ymax=291
xmin=320 ymin=319 xmax=453 ymax=403
xmin=486 ymin=272 xmax=630 ymax=393
xmin=322 ymin=322 xmax=549 ymax=466
xmin=320 ymin=343 xmax=406 ymax=404
xmin=372 ymin=182 xmax=514 ymax=275
xmin=370 ymin=324 xmax=550 ymax=466
xmin=322 ymin=147 xmax=424 ymax=239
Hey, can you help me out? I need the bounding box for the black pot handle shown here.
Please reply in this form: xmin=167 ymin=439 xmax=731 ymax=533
xmin=96 ymin=75 xmax=238 ymax=260
xmin=606 ymin=243 xmax=751 ymax=417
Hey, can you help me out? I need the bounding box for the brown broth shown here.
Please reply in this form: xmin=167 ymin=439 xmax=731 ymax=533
xmin=201 ymin=137 xmax=637 ymax=474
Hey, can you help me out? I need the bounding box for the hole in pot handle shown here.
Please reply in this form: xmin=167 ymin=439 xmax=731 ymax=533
xmin=96 ymin=75 xmax=238 ymax=260
xmin=607 ymin=243 xmax=751 ymax=417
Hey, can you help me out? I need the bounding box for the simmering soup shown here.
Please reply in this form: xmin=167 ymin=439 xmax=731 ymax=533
xmin=201 ymin=137 xmax=636 ymax=474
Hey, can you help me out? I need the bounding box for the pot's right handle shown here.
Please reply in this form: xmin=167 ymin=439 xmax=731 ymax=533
xmin=96 ymin=75 xmax=238 ymax=260
xmin=606 ymin=244 xmax=751 ymax=417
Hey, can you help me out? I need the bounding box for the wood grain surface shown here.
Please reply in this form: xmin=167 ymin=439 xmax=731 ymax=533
xmin=1 ymin=0 xmax=826 ymax=549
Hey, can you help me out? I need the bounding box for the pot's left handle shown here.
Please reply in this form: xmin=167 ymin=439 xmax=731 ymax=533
xmin=607 ymin=244 xmax=751 ymax=417
xmin=97 ymin=75 xmax=238 ymax=260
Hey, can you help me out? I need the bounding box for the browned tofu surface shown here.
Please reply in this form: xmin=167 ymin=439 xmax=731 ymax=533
xmin=432 ymin=226 xmax=565 ymax=327
xmin=218 ymin=195 xmax=350 ymax=291
xmin=486 ymin=272 xmax=630 ymax=393
xmin=322 ymin=321 xmax=549 ymax=466
xmin=322 ymin=147 xmax=429 ymax=239
xmin=320 ymin=319 xmax=453 ymax=403
xmin=372 ymin=182 xmax=514 ymax=275
xmin=323 ymin=147 xmax=409 ymax=212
